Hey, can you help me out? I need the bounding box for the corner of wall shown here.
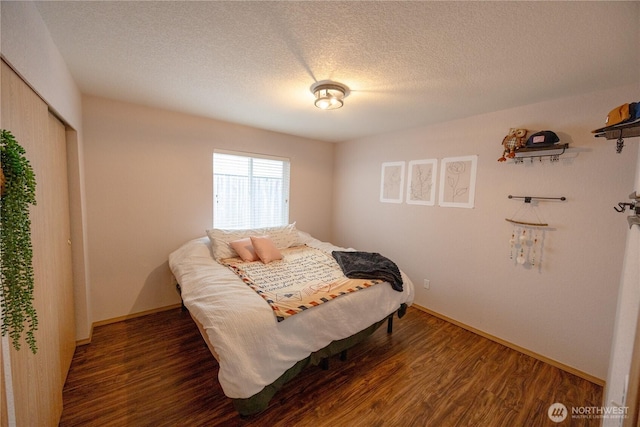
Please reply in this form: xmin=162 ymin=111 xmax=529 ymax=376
xmin=1 ymin=0 xmax=91 ymax=341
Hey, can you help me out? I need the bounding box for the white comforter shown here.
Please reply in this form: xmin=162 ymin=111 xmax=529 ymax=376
xmin=168 ymin=232 xmax=414 ymax=399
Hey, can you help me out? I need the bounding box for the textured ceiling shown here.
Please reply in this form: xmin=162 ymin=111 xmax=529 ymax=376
xmin=34 ymin=1 xmax=639 ymax=143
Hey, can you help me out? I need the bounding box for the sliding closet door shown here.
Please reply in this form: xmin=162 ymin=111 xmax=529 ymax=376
xmin=47 ymin=110 xmax=76 ymax=380
xmin=1 ymin=61 xmax=75 ymax=426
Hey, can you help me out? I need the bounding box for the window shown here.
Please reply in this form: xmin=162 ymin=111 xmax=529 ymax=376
xmin=213 ymin=150 xmax=290 ymax=229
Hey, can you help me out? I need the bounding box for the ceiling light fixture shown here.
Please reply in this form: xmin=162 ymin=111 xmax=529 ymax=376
xmin=310 ymin=81 xmax=350 ymax=110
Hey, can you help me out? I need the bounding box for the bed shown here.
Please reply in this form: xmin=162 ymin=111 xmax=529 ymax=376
xmin=168 ymin=225 xmax=415 ymax=416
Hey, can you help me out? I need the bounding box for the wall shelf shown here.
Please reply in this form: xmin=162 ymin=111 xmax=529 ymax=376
xmin=594 ymin=121 xmax=640 ymax=153
xmin=511 ymin=143 xmax=569 ymax=163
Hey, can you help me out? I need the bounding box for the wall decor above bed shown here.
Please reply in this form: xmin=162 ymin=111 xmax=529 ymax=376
xmin=382 ymin=156 xmax=478 ymax=208
xmin=438 ymin=155 xmax=478 ymax=209
xmin=406 ymin=159 xmax=437 ymax=206
xmin=380 ymin=161 xmax=405 ymax=203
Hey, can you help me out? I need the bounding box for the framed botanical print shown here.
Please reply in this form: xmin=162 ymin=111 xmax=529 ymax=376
xmin=406 ymin=159 xmax=437 ymax=206
xmin=438 ymin=155 xmax=478 ymax=208
xmin=380 ymin=161 xmax=405 ymax=203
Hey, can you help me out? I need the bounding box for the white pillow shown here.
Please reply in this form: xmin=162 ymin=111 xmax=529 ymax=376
xmin=206 ymin=222 xmax=298 ymax=260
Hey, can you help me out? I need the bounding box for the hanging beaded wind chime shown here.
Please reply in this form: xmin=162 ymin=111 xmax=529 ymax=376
xmin=506 ymin=195 xmax=565 ymax=268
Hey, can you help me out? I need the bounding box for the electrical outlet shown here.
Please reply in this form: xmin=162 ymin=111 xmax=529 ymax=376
xmin=423 ymin=279 xmax=430 ymax=290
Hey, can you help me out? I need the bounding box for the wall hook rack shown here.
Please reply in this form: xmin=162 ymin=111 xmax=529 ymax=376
xmin=614 ymin=191 xmax=640 ymax=228
xmin=512 ymin=143 xmax=569 ymax=163
xmin=593 ymin=121 xmax=640 ymax=153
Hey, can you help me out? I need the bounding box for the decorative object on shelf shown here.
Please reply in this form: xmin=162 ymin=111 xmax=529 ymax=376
xmin=613 ymin=191 xmax=640 ymax=229
xmin=525 ymin=130 xmax=559 ymax=148
xmin=498 ymin=129 xmax=566 ymax=163
xmin=592 ymin=101 xmax=640 ymax=153
xmin=310 ymin=81 xmax=350 ymax=110
xmin=593 ymin=102 xmax=638 ymax=132
xmin=505 ymin=195 xmax=566 ymax=268
xmin=498 ymin=128 xmax=528 ymax=162
xmin=0 ymin=129 xmax=38 ymax=353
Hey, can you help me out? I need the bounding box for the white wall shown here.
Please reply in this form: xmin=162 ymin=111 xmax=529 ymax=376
xmin=82 ymin=95 xmax=334 ymax=323
xmin=0 ymin=1 xmax=91 ymax=341
xmin=332 ymin=85 xmax=638 ymax=380
xmin=0 ymin=2 xmax=80 ymax=129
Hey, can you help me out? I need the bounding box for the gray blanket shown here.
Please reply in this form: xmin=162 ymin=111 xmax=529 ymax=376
xmin=331 ymin=251 xmax=403 ymax=292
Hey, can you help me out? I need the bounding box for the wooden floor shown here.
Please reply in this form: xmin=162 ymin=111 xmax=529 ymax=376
xmin=60 ymin=307 xmax=602 ymax=427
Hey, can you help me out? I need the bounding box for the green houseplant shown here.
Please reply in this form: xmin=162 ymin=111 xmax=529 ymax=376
xmin=0 ymin=129 xmax=38 ymax=353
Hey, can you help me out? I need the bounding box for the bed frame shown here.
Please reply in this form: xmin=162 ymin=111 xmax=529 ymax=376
xmin=177 ymin=282 xmax=407 ymax=416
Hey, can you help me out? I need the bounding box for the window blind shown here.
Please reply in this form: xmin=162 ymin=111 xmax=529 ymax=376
xmin=213 ymin=151 xmax=290 ymax=229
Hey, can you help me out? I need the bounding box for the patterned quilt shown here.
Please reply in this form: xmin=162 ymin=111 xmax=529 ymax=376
xmin=222 ymin=245 xmax=381 ymax=321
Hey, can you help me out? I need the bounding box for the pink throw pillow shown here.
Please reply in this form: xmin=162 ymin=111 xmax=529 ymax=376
xmin=229 ymin=238 xmax=259 ymax=262
xmin=250 ymin=235 xmax=282 ymax=264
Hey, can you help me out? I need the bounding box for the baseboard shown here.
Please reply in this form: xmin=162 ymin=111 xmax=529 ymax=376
xmin=411 ymin=304 xmax=605 ymax=387
xmin=75 ymin=326 xmax=93 ymax=346
xmin=76 ymin=303 xmax=183 ymax=346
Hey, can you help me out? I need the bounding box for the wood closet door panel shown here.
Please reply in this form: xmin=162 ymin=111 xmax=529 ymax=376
xmin=47 ymin=111 xmax=76 ymax=382
xmin=1 ymin=61 xmax=75 ymax=426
